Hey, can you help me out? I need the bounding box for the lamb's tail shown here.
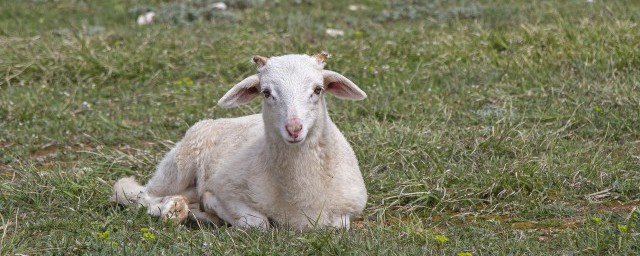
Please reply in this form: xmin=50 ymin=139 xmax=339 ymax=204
xmin=111 ymin=176 xmax=153 ymax=208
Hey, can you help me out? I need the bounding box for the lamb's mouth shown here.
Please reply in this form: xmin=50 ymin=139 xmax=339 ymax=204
xmin=286 ymin=138 xmax=303 ymax=144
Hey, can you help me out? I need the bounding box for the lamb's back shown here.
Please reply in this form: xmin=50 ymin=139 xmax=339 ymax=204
xmin=174 ymin=114 xmax=263 ymax=182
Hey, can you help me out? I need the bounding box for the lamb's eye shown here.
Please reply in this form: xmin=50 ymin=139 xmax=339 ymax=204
xmin=313 ymin=87 xmax=323 ymax=95
xmin=262 ymin=90 xmax=271 ymax=98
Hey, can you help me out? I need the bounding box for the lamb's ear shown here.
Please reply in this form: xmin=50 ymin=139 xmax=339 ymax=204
xmin=217 ymin=74 xmax=261 ymax=108
xmin=322 ymin=70 xmax=367 ymax=100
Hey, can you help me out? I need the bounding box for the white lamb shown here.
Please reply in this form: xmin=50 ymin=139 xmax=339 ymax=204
xmin=111 ymin=52 xmax=368 ymax=229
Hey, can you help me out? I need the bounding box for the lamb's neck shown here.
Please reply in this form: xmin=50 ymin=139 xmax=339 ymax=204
xmin=265 ymin=138 xmax=335 ymax=199
xmin=264 ymin=113 xmax=336 ymax=176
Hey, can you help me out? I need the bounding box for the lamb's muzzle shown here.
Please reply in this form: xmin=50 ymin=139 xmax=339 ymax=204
xmin=285 ymin=118 xmax=303 ymax=140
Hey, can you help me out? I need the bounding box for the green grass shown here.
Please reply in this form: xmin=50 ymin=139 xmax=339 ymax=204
xmin=2 ymin=0 xmax=640 ymax=254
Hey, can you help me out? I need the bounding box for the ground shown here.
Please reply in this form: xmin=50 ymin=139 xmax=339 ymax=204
xmin=1 ymin=0 xmax=639 ymax=254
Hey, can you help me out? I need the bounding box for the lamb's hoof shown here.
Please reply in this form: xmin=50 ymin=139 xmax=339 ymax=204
xmin=188 ymin=203 xmax=224 ymax=226
xmin=160 ymin=195 xmax=189 ymax=223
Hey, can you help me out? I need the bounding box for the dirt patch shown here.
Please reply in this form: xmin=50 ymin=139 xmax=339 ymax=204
xmin=511 ymin=218 xmax=581 ymax=231
xmin=0 ymin=139 xmax=13 ymax=148
xmin=592 ymin=200 xmax=638 ymax=214
xmin=0 ymin=164 xmax=14 ymax=178
xmin=30 ymin=141 xmax=60 ymax=158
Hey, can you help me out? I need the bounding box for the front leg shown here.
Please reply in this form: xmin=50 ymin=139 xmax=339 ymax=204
xmin=329 ymin=214 xmax=351 ymax=229
xmin=200 ymin=191 xmax=269 ymax=229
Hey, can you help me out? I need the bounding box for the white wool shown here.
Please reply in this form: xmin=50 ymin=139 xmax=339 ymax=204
xmin=112 ymin=53 xmax=367 ymax=230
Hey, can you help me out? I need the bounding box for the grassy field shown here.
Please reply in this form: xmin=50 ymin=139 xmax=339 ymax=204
xmin=1 ymin=0 xmax=640 ymax=254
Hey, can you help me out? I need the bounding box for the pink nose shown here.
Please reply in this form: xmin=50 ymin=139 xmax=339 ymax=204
xmin=285 ymin=119 xmax=303 ymax=139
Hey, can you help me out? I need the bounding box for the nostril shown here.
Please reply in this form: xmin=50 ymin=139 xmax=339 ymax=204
xmin=286 ymin=123 xmax=302 ymax=138
xmin=286 ymin=125 xmax=295 ymax=137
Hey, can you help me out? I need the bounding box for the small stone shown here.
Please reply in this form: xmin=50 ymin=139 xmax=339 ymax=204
xmin=137 ymin=11 xmax=156 ymax=25
xmin=210 ymin=2 xmax=227 ymax=10
xmin=325 ymin=28 xmax=345 ymax=37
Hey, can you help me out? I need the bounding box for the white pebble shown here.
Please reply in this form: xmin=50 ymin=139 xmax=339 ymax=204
xmin=325 ymin=28 xmax=345 ymax=37
xmin=211 ymin=2 xmax=227 ymax=10
xmin=137 ymin=11 xmax=156 ymax=25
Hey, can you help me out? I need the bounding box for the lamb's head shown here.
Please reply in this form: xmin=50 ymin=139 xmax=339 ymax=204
xmin=218 ymin=52 xmax=367 ymax=144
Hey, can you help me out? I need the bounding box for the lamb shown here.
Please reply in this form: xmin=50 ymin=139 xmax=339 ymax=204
xmin=111 ymin=52 xmax=368 ymax=230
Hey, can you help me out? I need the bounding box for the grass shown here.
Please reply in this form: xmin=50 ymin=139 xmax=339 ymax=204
xmin=1 ymin=0 xmax=640 ymax=254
